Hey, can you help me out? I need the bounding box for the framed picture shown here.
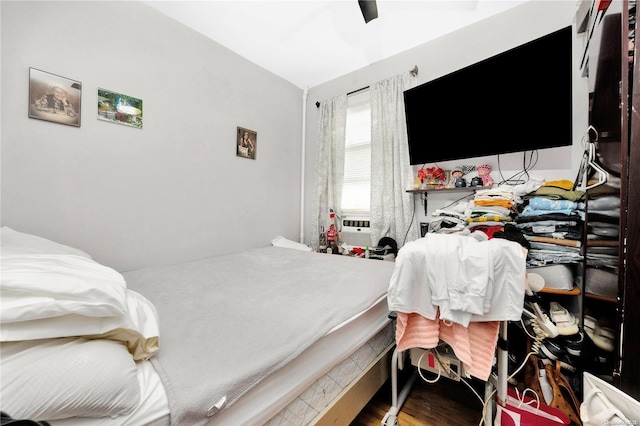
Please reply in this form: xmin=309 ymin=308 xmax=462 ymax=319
xmin=28 ymin=68 xmax=81 ymax=127
xmin=97 ymin=88 xmax=143 ymax=129
xmin=237 ymin=127 xmax=257 ymax=159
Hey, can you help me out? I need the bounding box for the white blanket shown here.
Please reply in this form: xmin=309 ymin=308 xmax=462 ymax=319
xmin=123 ymin=246 xmax=394 ymax=426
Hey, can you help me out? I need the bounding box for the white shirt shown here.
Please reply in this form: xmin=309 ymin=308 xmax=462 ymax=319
xmin=387 ymin=233 xmax=526 ymax=327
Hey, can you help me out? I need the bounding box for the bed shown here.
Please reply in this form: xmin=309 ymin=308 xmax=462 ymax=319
xmin=0 ymin=226 xmax=396 ymax=426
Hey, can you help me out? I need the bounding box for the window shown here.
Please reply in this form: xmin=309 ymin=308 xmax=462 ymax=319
xmin=341 ymin=89 xmax=371 ymax=214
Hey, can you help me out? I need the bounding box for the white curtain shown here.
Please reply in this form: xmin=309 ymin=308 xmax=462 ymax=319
xmin=311 ymin=94 xmax=347 ymax=249
xmin=370 ymin=73 xmax=419 ymax=247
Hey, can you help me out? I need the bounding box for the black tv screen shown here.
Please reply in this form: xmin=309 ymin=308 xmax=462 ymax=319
xmin=404 ymin=25 xmax=573 ymax=165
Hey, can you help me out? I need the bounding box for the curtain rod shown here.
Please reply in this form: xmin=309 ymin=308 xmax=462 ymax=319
xmin=347 ymin=85 xmax=370 ymax=96
xmin=315 ymin=65 xmax=418 ymax=108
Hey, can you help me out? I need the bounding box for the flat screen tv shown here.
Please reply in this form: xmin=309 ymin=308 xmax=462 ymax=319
xmin=404 ymin=25 xmax=573 ymax=165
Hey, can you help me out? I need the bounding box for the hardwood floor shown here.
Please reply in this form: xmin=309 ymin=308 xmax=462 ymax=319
xmin=351 ymin=368 xmax=488 ymax=426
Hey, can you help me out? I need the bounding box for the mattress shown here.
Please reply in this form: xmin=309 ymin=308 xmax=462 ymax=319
xmin=220 ymin=299 xmax=394 ymax=425
xmin=48 ymin=296 xmax=393 ymax=426
xmin=123 ymin=246 xmax=395 ymax=425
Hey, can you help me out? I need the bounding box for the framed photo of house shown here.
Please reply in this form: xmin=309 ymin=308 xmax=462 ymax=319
xmin=97 ymin=88 xmax=143 ymax=129
xmin=28 ymin=68 xmax=81 ymax=127
xmin=237 ymin=127 xmax=257 ymax=159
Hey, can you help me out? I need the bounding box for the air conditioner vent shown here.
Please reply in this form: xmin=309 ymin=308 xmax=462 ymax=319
xmin=343 ymin=219 xmax=370 ymax=229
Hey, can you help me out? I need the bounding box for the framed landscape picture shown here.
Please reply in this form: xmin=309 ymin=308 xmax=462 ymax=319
xmin=28 ymin=67 xmax=81 ymax=127
xmin=97 ymin=88 xmax=143 ymax=129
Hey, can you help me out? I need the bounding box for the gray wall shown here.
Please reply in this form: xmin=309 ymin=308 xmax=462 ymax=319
xmin=1 ymin=1 xmax=304 ymax=271
xmin=1 ymin=1 xmax=589 ymax=270
xmin=303 ymin=0 xmax=589 ymax=246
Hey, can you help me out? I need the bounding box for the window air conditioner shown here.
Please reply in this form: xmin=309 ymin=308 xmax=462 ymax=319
xmin=341 ymin=215 xmax=372 ymax=247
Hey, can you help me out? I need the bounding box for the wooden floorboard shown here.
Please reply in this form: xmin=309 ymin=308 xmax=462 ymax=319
xmin=351 ymin=368 xmax=487 ymax=426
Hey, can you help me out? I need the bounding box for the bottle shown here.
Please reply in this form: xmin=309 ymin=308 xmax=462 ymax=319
xmin=326 ymin=211 xmax=337 ymax=253
xmin=365 ymin=245 xmax=370 ymax=259
xmin=318 ymin=226 xmax=327 ymax=251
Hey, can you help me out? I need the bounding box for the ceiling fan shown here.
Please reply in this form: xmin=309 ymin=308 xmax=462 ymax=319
xmin=358 ymin=0 xmax=378 ymax=23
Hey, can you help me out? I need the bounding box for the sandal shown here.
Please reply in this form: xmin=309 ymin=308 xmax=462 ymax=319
xmin=549 ymin=302 xmax=579 ymax=336
xmin=580 ymin=387 xmax=631 ymax=426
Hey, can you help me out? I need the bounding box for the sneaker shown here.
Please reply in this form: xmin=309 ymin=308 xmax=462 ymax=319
xmin=562 ymin=330 xmax=584 ymax=357
xmin=523 ymin=301 xmax=559 ymax=338
xmin=549 ymin=301 xmax=579 ymax=336
xmin=539 ymin=342 xmax=578 ymax=374
xmin=539 ymin=338 xmax=564 ymax=361
xmin=584 ymin=315 xmax=615 ymax=352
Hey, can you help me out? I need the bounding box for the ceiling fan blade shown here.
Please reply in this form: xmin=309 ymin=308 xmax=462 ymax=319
xmin=358 ymin=0 xmax=378 ymax=23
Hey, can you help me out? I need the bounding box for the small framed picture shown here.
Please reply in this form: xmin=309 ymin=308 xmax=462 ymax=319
xmin=237 ymin=127 xmax=257 ymax=159
xmin=28 ymin=67 xmax=81 ymax=127
xmin=97 ymin=88 xmax=143 ymax=129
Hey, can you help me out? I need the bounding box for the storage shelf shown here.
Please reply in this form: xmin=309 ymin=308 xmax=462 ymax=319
xmin=538 ymin=285 xmax=581 ymax=296
xmin=407 ymin=187 xmax=477 ymax=215
xmin=406 ymin=187 xmax=477 ymax=194
xmin=584 ymin=292 xmax=617 ymax=303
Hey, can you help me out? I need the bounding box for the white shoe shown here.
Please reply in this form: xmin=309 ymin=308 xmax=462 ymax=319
xmin=584 ymin=315 xmax=615 ymax=352
xmin=549 ymin=302 xmax=579 ymax=336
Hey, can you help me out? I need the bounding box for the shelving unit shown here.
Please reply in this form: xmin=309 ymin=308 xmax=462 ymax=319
xmin=580 ymin=0 xmax=639 ymax=398
xmin=539 ymin=286 xmax=582 ymax=296
xmin=406 ymin=186 xmax=476 ymax=215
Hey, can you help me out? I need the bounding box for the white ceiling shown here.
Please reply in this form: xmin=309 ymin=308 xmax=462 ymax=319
xmin=144 ymin=0 xmax=529 ymax=89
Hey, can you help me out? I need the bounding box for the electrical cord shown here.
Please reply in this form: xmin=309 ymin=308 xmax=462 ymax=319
xmin=496 ymin=150 xmax=539 ymax=187
xmin=478 ymin=315 xmax=549 ymax=426
xmin=415 ymin=348 xmax=485 ymax=406
xmin=520 ymin=314 xmax=548 ymax=356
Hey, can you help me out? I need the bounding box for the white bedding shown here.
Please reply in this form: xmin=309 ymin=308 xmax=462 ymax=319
xmin=1 ymin=337 xmax=141 ymax=421
xmin=49 ymin=361 xmax=171 ymax=426
xmin=0 ymin=226 xmax=162 ymax=422
xmin=0 ymin=227 xmax=395 ymax=426
xmin=47 ymin=296 xmax=393 ymax=426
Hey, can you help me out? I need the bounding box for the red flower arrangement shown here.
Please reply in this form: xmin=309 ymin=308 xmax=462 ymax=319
xmin=418 ymin=167 xmax=445 ymax=182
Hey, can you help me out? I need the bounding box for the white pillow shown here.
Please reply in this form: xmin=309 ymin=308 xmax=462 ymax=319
xmin=0 ymin=337 xmax=140 ymax=421
xmin=271 ymin=235 xmax=313 ymax=252
xmin=1 ymin=253 xmax=128 ymax=322
xmin=1 ymin=227 xmax=128 ymax=323
xmin=1 ymin=289 xmax=160 ymax=361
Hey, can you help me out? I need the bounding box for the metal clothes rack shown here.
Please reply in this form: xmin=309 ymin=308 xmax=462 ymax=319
xmin=381 ymin=321 xmax=509 ymax=426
